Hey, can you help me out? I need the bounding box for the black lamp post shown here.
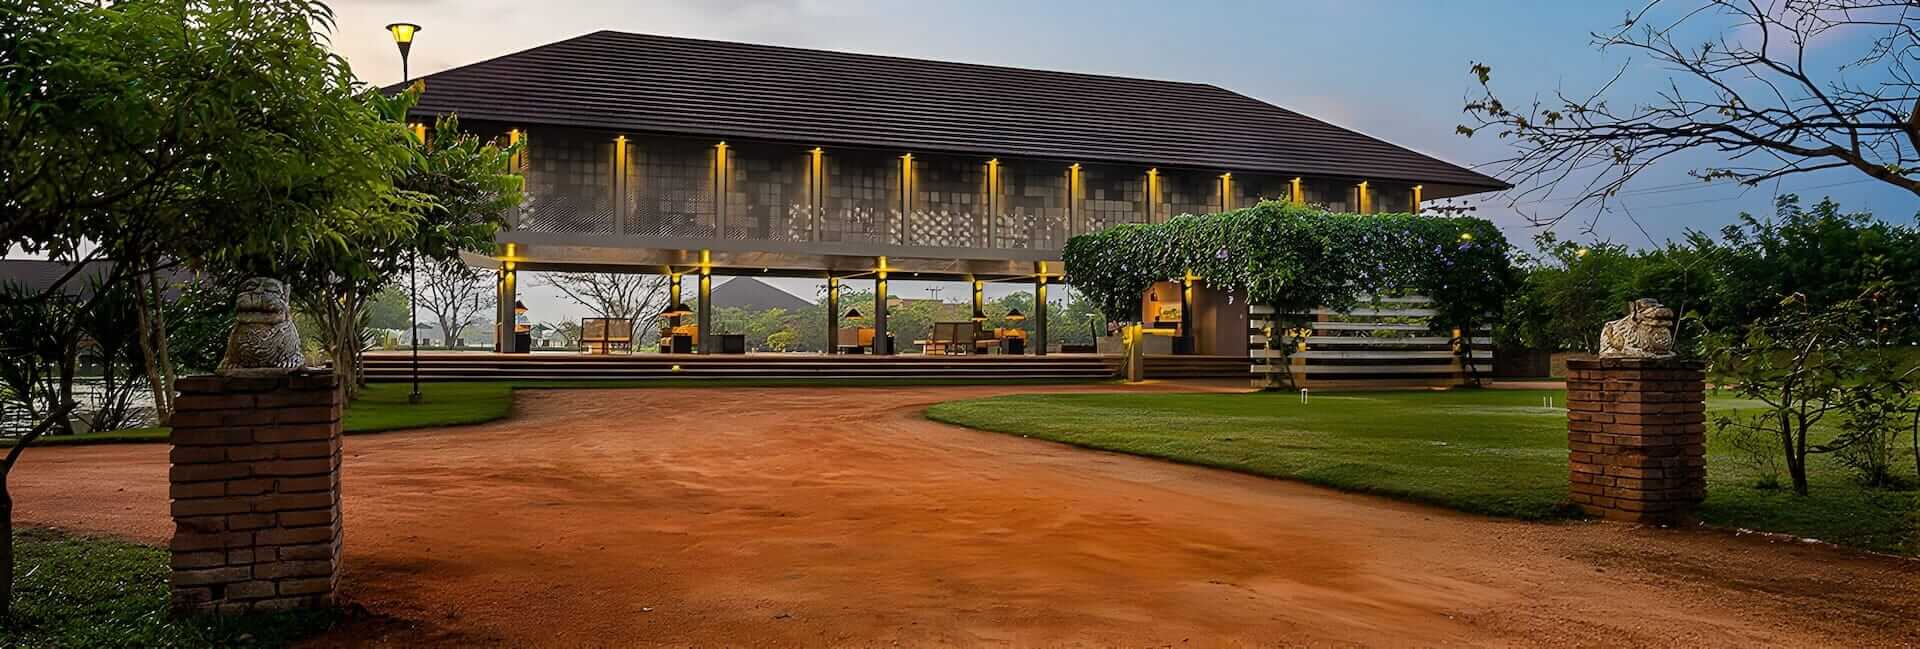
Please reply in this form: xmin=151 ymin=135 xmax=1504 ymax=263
xmin=388 ymin=21 xmax=423 ymax=404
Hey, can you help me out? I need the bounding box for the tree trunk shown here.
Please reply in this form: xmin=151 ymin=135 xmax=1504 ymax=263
xmin=1 ymin=402 xmax=71 ymax=622
xmin=150 ymin=271 xmax=176 ymax=421
xmin=2 ymin=472 xmax=13 ymax=622
xmin=132 ymin=272 xmax=172 ymax=425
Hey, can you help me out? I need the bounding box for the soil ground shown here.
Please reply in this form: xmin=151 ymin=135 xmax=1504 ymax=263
xmin=14 ymin=384 xmax=1920 ymax=647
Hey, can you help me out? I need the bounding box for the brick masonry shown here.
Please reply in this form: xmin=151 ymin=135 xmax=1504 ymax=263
xmin=169 ymin=370 xmax=342 ymax=615
xmin=1566 ymin=358 xmax=1708 ymax=524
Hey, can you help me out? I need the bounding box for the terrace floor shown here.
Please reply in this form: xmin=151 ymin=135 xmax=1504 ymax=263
xmin=15 ymin=384 xmax=1920 ymax=647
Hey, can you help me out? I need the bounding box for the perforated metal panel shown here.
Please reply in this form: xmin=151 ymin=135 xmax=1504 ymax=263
xmin=1079 ymin=165 xmax=1146 ymax=232
xmin=726 ymin=143 xmax=810 ymax=242
xmin=1303 ymin=178 xmax=1351 ymax=213
xmin=909 ymin=155 xmax=985 ymax=248
xmin=821 ymin=150 xmax=899 ymax=245
xmin=1157 ymin=170 xmax=1216 ymax=219
xmin=520 ymin=129 xmax=616 ymax=234
xmin=996 ymin=161 xmax=1070 ymax=250
xmin=1235 ymin=173 xmax=1291 ymax=209
xmin=628 ymin=137 xmax=715 ymax=238
xmin=1373 ymin=182 xmax=1413 ymax=213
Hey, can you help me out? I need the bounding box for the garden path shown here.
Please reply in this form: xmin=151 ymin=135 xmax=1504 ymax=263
xmin=16 ymin=383 xmax=1919 ymax=647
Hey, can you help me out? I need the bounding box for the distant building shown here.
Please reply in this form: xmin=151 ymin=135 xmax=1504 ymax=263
xmin=410 ymin=31 xmax=1504 ymax=355
xmin=710 ymin=277 xmax=812 ymax=312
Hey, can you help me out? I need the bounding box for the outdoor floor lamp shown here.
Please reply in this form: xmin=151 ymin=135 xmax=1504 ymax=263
xmin=388 ymin=21 xmax=423 ymax=404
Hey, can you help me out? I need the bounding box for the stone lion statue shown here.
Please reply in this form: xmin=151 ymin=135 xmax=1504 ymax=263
xmin=216 ymin=277 xmax=306 ymax=376
xmin=1599 ymin=298 xmax=1677 ymax=359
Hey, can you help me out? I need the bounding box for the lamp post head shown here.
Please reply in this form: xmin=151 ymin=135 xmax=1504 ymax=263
xmin=386 ymin=22 xmax=421 ymax=57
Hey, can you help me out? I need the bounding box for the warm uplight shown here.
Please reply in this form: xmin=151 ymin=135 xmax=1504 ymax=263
xmin=1460 ymin=232 xmax=1475 ymax=241
xmin=386 ymin=22 xmax=420 ymax=45
xmin=1576 ymin=247 xmax=1591 ymax=258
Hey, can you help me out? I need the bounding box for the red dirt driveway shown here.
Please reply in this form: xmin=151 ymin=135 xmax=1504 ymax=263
xmin=15 ymin=384 xmax=1920 ymax=647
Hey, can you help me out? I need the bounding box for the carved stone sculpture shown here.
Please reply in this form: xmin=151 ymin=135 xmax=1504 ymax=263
xmin=1598 ymin=298 xmax=1677 ymax=359
xmin=216 ymin=277 xmax=306 ymax=376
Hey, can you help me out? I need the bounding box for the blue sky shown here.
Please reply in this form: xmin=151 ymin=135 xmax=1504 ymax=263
xmin=321 ymin=0 xmax=1919 ymax=317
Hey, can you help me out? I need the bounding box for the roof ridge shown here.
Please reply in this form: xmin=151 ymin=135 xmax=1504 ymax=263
xmin=583 ymin=30 xmax=1219 ymax=91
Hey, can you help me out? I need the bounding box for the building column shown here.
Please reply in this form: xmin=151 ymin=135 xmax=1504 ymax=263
xmin=1180 ymin=275 xmax=1194 ymax=356
xmin=971 ymin=279 xmax=985 ymax=322
xmin=826 ymin=276 xmax=840 ymax=354
xmin=1034 ymin=274 xmax=1049 ymax=356
xmin=497 ymin=263 xmax=519 ymax=352
xmin=697 ymin=264 xmax=713 ymax=355
xmin=874 ymin=273 xmax=890 ymax=355
xmin=668 ymin=273 xmax=683 ymax=328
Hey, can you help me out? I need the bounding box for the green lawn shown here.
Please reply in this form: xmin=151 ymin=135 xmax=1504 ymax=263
xmin=4 ymin=528 xmax=336 ymax=648
xmin=925 ymin=389 xmax=1920 ymax=555
xmin=9 ymin=376 xmax=1107 ymax=446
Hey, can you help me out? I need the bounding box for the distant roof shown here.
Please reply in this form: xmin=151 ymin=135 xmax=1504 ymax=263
xmin=405 ymin=31 xmax=1506 ymax=194
xmin=711 ymin=277 xmax=813 ymax=312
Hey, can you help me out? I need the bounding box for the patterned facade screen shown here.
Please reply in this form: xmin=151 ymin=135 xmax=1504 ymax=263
xmin=1235 ymin=174 xmax=1291 ymax=209
xmin=820 ymin=149 xmax=900 ymax=245
xmin=511 ymin=130 xmax=1427 ymax=252
xmin=1078 ymin=165 xmax=1146 ymax=233
xmin=627 ymin=137 xmax=715 ymax=239
xmin=1373 ymin=182 xmax=1414 ymax=213
xmin=910 ymin=155 xmax=986 ymax=248
xmin=1159 ymin=170 xmax=1216 ymax=219
xmin=725 ymin=143 xmax=811 ymax=243
xmin=521 ymin=129 xmax=616 ymax=235
xmin=1302 ymin=178 xmax=1351 ymax=213
xmin=999 ymin=161 xmax=1072 ymax=250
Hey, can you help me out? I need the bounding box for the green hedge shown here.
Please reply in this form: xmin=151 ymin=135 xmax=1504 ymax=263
xmin=1061 ymin=201 xmax=1515 ymax=334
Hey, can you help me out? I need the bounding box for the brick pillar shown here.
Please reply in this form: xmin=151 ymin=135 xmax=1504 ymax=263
xmin=168 ymin=370 xmax=342 ymax=615
xmin=1565 ymin=358 xmax=1707 ymax=523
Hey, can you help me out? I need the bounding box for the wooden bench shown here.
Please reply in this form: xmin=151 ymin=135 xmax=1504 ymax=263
xmin=581 ymin=318 xmax=635 ymax=355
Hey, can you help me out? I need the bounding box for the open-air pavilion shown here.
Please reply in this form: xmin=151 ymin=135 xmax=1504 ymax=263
xmin=387 ymin=31 xmax=1505 ymax=379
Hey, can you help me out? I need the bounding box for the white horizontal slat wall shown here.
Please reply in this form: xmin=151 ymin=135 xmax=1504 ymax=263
xmin=1248 ymin=296 xmax=1494 ymax=388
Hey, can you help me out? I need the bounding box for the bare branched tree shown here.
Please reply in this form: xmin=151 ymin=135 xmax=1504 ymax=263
xmin=1463 ymin=0 xmax=1920 ymax=229
xmin=416 ymin=256 xmax=493 ymax=348
xmin=540 ymin=272 xmax=671 ymax=334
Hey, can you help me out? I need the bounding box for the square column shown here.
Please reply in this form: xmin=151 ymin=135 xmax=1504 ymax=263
xmin=668 ymin=273 xmax=683 ymax=328
xmin=169 ymin=371 xmax=342 ymax=615
xmin=825 ymin=277 xmax=840 ymax=354
xmin=874 ymin=274 xmax=890 ymax=355
xmin=1566 ymin=358 xmax=1708 ymax=523
xmin=496 ymin=264 xmax=519 ymax=353
xmin=1034 ymin=276 xmax=1048 ymax=356
xmin=697 ymin=266 xmax=713 ymax=354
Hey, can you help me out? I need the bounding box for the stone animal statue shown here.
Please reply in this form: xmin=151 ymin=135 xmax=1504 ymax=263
xmin=1598 ymin=298 xmax=1677 ymax=359
xmin=216 ymin=277 xmax=307 ymax=375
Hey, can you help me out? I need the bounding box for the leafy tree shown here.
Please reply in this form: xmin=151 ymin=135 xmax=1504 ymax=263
xmin=1462 ymin=1 xmax=1920 ymax=227
xmin=1502 ymin=235 xmax=1640 ymax=353
xmin=364 ymin=284 xmax=412 ymax=331
xmin=283 ymin=87 xmax=522 ymax=400
xmin=3 ymin=0 xmax=415 ymax=424
xmin=77 ymin=276 xmax=148 ymax=433
xmin=416 ymin=257 xmax=494 ymax=350
xmin=1708 ymin=283 xmax=1909 ymax=495
xmin=542 ymin=273 xmax=672 ymax=338
xmin=0 ymin=0 xmax=444 ymax=618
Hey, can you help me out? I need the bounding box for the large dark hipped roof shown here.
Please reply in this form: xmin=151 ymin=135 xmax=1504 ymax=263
xmin=405 ymin=30 xmax=1505 ymax=192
